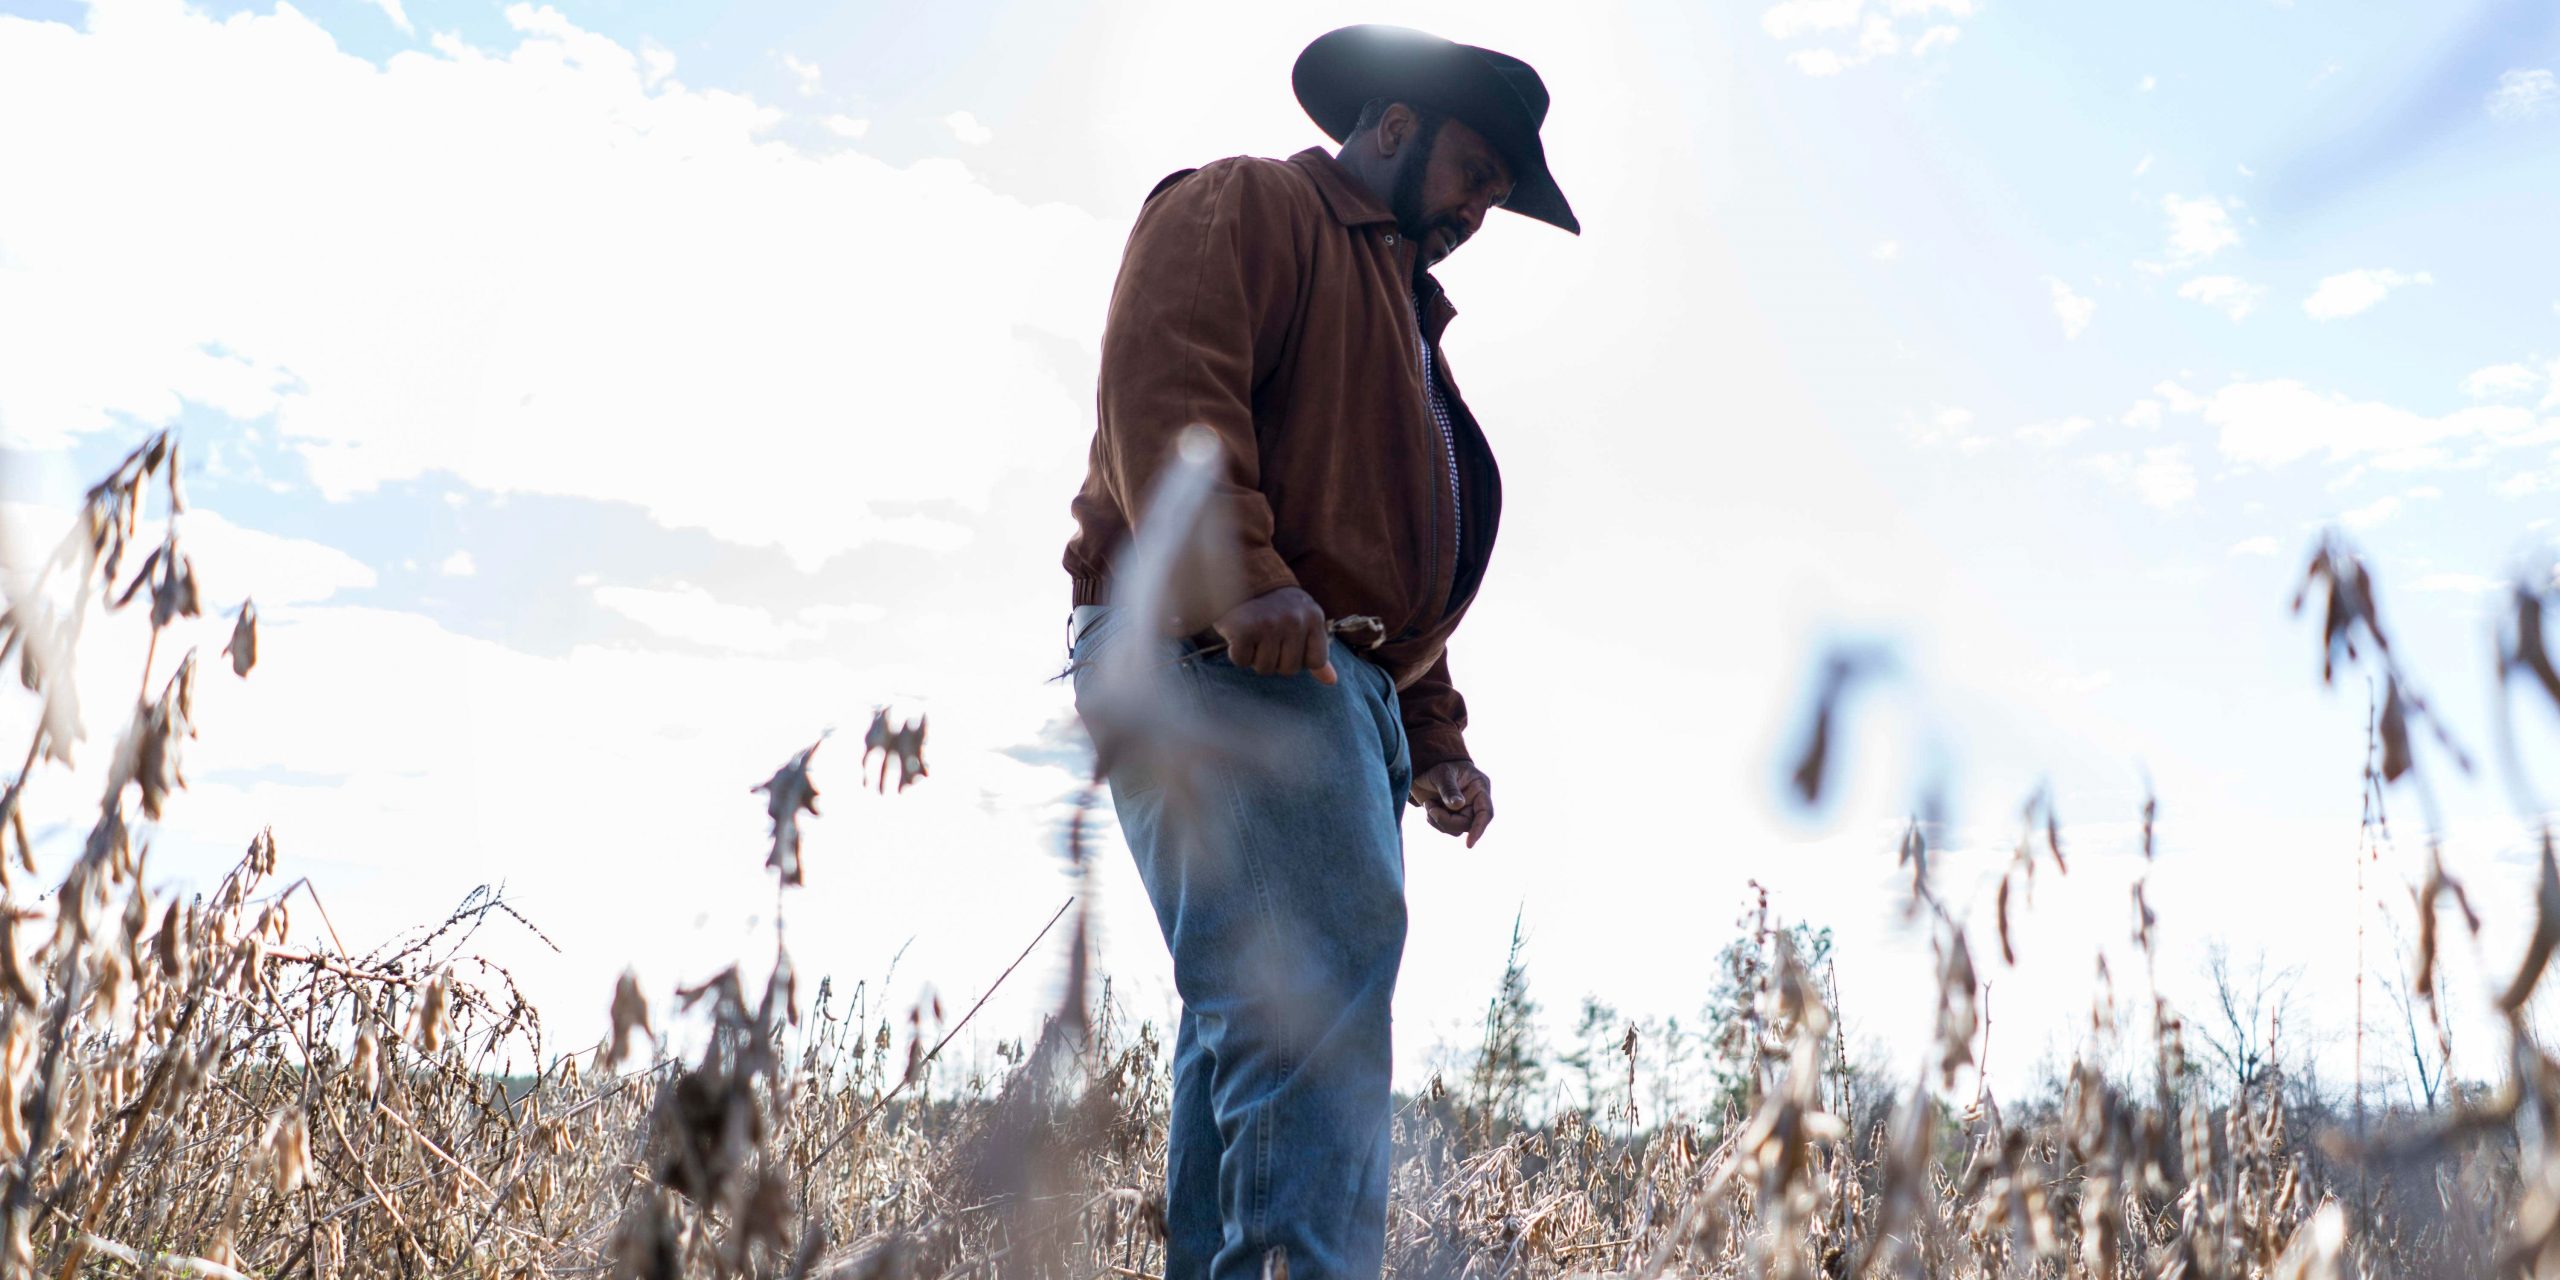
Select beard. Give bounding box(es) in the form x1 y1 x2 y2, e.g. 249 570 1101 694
1389 115 1458 257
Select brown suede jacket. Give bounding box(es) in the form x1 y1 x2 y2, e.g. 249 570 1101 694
1064 147 1503 776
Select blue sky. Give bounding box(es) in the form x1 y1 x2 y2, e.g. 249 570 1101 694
3 0 2557 1101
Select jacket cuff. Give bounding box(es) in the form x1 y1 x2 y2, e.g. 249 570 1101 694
1406 722 1471 779
1211 545 1303 623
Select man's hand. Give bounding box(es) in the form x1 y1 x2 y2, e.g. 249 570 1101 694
1212 586 1338 684
1412 760 1494 847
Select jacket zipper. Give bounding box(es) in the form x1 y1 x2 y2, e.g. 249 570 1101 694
1401 279 1451 640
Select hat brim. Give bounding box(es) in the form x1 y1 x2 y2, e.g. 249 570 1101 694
1292 25 1580 235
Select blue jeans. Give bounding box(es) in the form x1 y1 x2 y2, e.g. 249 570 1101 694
1069 607 1412 1280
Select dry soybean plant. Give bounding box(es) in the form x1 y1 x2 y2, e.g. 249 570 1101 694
0 436 1177 1279
5 431 2560 1280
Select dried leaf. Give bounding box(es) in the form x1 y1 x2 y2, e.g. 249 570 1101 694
351 1025 380 1096
2379 679 2412 782
736 1167 793 1258
152 549 200 628
1899 818 1931 907
2498 830 2560 1013
1996 875 2017 967
265 1107 311 1193
2508 586 2560 707
2415 856 2445 1001
607 968 652 1067
0 914 36 1004
861 710 928 794
753 739 823 886
415 967 451 1052
1328 614 1386 650
155 899 188 985
224 599 259 677
1788 675 1838 806
1936 929 1979 1086
111 547 162 612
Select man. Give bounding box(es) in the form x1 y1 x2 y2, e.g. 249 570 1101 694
1061 24 1578 1280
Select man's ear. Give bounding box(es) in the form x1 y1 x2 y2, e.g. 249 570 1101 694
1374 102 1417 160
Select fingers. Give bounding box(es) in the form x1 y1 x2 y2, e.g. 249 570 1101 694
1213 617 1254 671
1306 616 1338 685
1424 803 1468 836
1204 590 1340 686
1259 626 1299 677
1411 767 1493 845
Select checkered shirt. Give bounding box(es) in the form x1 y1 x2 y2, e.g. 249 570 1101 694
1411 288 1461 569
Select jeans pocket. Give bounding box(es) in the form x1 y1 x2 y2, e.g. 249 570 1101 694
1069 607 1124 670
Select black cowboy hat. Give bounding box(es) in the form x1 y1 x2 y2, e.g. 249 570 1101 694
1292 24 1580 235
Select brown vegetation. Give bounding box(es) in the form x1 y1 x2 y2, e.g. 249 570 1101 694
0 434 2555 1279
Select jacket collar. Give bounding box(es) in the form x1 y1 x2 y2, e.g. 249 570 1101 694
1287 147 1396 228
1286 148 1461 335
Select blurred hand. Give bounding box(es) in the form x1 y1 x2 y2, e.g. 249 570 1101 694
1212 586 1337 684
1412 760 1493 847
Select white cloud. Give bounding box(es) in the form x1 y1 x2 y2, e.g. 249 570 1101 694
1762 0 1864 38
2302 268 2432 321
2338 495 2400 530
1 502 374 607
2411 572 2504 596
594 583 815 653
2488 68 2558 122
1764 0 1969 73
1857 14 1901 57
2132 446 2196 509
1788 48 1849 76
0 3 1122 568
1904 405 1988 451
2086 445 2196 510
2462 363 2541 401
1871 239 1901 262
2016 416 2092 447
439 550 476 578
639 45 676 88
2121 399 2164 429
782 53 821 96
943 109 993 145
2046 277 2094 339
824 114 870 138
2138 74 2157 93
2156 194 2239 269
2153 380 2205 414
2227 535 2280 557
2171 378 2552 467
367 0 414 35
2132 154 2154 178
2177 275 2263 321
